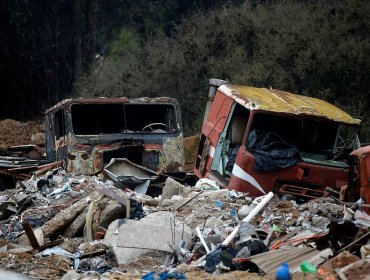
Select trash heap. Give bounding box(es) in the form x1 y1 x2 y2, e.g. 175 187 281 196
0 167 369 279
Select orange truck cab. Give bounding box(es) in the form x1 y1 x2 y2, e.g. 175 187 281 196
195 79 369 207
349 146 370 214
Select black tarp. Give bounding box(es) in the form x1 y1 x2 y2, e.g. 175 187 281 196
246 130 301 172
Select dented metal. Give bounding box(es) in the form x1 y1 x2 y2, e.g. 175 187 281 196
45 97 184 175
219 85 361 125
195 80 364 204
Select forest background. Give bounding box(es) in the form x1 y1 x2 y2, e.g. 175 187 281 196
1 0 369 142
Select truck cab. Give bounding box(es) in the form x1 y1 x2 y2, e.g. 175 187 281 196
45 97 184 175
195 79 362 202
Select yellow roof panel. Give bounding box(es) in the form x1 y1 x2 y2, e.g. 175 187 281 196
219 85 360 125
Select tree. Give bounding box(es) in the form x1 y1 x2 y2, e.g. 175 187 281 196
78 0 370 140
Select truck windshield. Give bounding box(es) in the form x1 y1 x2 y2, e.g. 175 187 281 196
71 103 177 135
250 113 358 163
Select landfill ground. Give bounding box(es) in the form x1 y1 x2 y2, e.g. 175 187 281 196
0 121 369 279
0 119 44 147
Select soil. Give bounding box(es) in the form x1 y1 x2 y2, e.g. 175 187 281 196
0 119 44 147
343 260 370 280
325 251 360 269
0 252 70 279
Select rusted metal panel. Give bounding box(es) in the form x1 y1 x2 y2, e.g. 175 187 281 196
219 85 361 125
67 145 116 175
195 81 361 202
44 97 179 114
183 135 200 171
160 133 185 173
227 145 349 197
45 97 184 175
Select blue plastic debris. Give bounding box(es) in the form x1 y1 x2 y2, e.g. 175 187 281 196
214 200 224 208
141 272 186 280
159 272 186 279
141 272 156 280
275 262 292 280
229 208 237 219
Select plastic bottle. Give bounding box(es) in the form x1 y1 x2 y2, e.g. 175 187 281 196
300 261 317 273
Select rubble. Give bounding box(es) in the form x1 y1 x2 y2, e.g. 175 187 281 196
0 162 368 279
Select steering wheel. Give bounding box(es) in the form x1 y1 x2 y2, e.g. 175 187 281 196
141 122 169 132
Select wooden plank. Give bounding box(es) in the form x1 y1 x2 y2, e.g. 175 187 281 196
22 221 40 249
38 239 64 251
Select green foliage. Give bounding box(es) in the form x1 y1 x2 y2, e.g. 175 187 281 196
109 28 142 60
78 0 370 141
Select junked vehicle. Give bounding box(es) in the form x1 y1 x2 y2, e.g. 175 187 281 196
195 79 369 211
45 97 184 175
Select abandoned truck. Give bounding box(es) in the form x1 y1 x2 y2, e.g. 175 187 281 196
195 79 370 210
45 97 184 175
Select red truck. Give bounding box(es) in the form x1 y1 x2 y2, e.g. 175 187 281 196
195 79 370 212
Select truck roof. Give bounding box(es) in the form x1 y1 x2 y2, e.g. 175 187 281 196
219 84 361 125
44 97 180 114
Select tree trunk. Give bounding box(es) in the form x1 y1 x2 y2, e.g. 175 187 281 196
85 0 97 64
74 0 82 77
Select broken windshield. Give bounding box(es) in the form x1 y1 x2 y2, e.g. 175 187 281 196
249 112 359 164
71 103 177 135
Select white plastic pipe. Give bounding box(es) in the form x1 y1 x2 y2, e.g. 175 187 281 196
222 191 274 246
196 226 211 253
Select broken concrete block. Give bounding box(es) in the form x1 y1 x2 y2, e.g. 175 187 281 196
159 178 186 207
104 211 192 265
104 219 154 265
117 211 192 252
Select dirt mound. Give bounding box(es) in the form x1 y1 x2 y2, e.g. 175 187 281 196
0 119 44 147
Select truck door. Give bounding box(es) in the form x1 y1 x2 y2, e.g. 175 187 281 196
53 109 68 161
360 152 370 214
210 104 250 178
195 92 233 177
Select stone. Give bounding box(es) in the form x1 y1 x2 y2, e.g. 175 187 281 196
104 219 155 265
59 238 80 253
159 178 186 207
160 198 175 207
117 211 192 252
61 270 80 280
105 211 192 265
238 204 255 220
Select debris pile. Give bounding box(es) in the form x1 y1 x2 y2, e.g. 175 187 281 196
0 164 369 279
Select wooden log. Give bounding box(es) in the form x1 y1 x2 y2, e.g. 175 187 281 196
41 191 101 238
64 208 88 238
